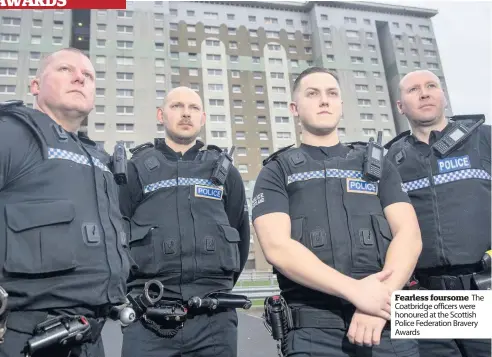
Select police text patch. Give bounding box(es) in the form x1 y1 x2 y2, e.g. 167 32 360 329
437 155 471 174
346 178 378 195
194 185 223 200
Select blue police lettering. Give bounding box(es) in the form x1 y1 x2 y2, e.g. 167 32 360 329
195 185 223 200
437 155 471 174
347 178 378 194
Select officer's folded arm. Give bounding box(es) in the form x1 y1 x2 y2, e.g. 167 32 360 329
380 201 422 293
254 212 393 320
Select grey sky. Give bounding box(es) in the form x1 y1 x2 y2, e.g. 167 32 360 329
366 0 492 123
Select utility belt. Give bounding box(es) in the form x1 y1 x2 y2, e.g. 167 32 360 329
0 300 135 356
416 253 491 291
263 295 370 357
128 280 252 338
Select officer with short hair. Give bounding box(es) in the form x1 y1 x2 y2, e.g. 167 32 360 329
253 67 422 356
119 86 250 357
0 48 131 357
385 69 491 357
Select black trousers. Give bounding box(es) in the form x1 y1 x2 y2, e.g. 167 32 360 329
121 309 238 357
418 338 491 357
284 328 419 357
0 322 105 357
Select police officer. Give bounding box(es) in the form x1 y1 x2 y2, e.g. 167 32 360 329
385 70 491 357
0 48 131 357
119 86 250 357
252 67 422 356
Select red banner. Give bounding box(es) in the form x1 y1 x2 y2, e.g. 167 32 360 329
0 0 126 9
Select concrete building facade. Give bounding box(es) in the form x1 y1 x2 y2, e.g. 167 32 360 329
0 1 451 271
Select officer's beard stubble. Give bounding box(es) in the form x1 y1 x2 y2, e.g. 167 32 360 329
166 119 200 145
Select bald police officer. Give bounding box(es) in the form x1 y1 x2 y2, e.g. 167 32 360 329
119 86 250 357
0 48 131 357
385 70 491 357
253 67 422 356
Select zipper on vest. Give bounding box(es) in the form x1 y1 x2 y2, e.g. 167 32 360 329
427 156 446 265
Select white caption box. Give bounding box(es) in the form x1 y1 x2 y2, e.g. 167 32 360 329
391 290 492 339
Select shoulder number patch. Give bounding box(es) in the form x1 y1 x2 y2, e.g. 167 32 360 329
194 185 223 200
346 178 378 195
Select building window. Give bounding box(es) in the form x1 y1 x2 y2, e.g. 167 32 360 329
363 128 377 136
0 85 16 94
360 113 374 121
236 131 245 140
0 67 17 77
232 85 241 93
117 72 133 81
96 56 106 64
253 72 262 79
346 30 358 38
95 105 105 114
97 39 106 47
32 19 42 27
356 84 369 92
94 122 105 131
338 128 346 136
232 70 240 78
376 85 383 92
349 43 361 51
381 114 389 122
208 83 223 91
275 116 289 124
209 99 224 107
366 32 374 39
96 71 105 80
116 123 134 132
155 42 164 51
378 100 386 107
384 129 392 137
96 88 105 97
344 17 356 24
116 106 134 115
257 116 267 124
358 99 371 107
207 69 222 76
233 100 242 108
31 36 41 45
259 132 268 140
273 101 288 109
97 23 106 31
277 132 291 139
351 57 363 64
371 58 379 65
156 90 166 99
3 17 21 26
117 10 133 18
116 56 134 66
238 165 248 173
234 115 244 124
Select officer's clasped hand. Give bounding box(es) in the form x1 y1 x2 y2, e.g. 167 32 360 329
349 270 393 321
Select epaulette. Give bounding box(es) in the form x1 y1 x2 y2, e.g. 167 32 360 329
0 100 24 113
206 144 222 153
450 114 485 123
129 142 154 155
262 144 295 166
384 130 411 150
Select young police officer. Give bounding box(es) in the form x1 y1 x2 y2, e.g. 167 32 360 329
119 86 250 357
253 67 422 356
385 70 491 357
0 49 131 357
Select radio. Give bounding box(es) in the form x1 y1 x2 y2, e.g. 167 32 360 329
363 131 384 182
432 115 485 157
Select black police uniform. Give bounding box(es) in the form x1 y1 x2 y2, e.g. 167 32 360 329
385 116 491 357
119 138 250 357
0 101 131 357
252 142 419 357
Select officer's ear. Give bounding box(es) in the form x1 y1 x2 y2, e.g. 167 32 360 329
289 101 299 117
156 107 164 124
30 78 40 96
200 111 206 127
396 100 404 115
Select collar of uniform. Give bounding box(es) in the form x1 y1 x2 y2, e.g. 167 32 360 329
154 138 204 161
77 131 97 147
300 142 350 161
408 122 453 147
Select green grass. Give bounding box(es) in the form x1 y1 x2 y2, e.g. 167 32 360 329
236 280 278 288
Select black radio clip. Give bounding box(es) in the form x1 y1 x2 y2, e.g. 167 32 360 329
210 146 235 186
432 115 485 157
363 131 384 182
111 141 128 185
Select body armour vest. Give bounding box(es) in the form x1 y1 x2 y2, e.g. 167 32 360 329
272 145 393 303
0 102 130 313
386 121 491 270
127 146 241 300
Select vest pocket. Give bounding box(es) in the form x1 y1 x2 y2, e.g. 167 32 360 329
371 214 393 266
195 222 240 275
350 214 383 273
4 201 77 275
290 217 304 242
